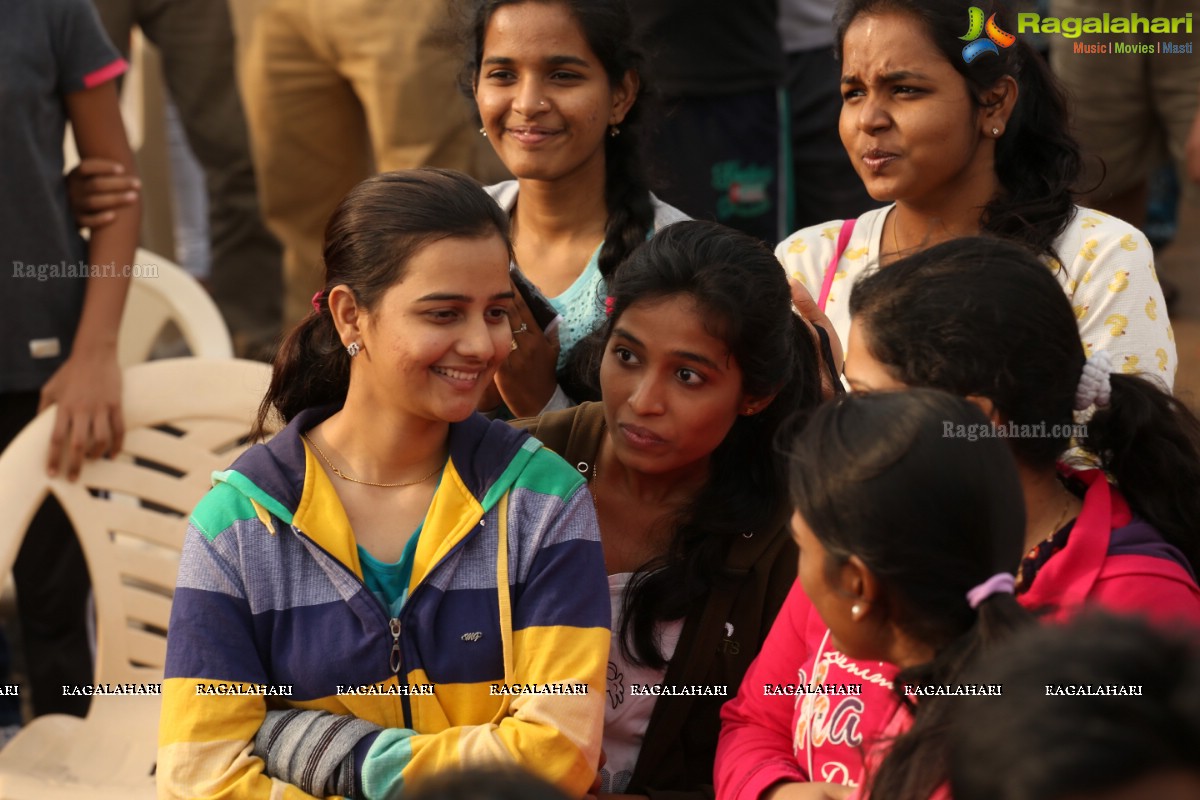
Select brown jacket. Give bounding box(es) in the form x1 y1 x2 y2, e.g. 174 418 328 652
515 403 798 800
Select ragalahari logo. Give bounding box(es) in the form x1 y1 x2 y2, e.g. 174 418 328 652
961 7 1016 62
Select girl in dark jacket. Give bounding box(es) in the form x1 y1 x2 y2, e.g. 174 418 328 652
519 220 824 798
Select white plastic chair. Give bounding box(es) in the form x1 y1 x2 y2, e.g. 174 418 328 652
117 249 233 366
0 358 271 798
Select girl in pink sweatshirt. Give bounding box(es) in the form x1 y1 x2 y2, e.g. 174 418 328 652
744 389 1033 800
716 236 1200 800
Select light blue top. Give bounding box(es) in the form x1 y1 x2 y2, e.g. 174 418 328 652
547 245 604 370
484 180 691 377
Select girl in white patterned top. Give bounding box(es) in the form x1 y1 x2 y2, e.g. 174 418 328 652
775 0 1174 390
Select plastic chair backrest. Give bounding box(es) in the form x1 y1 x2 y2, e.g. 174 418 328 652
0 358 270 685
117 249 233 366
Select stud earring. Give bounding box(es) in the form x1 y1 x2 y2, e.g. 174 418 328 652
346 342 361 358
479 127 487 138
609 125 620 138
851 603 863 618
744 406 756 415
991 127 1000 136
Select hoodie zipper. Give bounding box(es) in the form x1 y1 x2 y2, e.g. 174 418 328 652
291 514 493 725
291 524 412 725
389 618 402 674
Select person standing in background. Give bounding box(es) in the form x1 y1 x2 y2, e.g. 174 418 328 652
776 0 1176 390
779 0 879 230
1 0 140 719
630 0 786 244
463 0 689 417
1048 0 1200 228
227 0 508 327
80 0 284 360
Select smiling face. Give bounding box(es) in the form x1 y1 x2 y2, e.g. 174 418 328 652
473 1 636 185
838 10 999 208
342 234 514 424
599 294 755 477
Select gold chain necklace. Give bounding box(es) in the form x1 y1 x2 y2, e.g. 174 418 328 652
1015 492 1074 589
303 432 442 488
1047 495 1074 538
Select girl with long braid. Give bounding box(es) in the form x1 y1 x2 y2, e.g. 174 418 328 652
462 0 688 417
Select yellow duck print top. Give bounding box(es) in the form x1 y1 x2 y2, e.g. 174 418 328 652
1105 314 1129 337
775 205 1176 390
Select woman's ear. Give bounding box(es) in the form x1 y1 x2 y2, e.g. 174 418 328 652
979 74 1019 138
739 389 780 417
328 285 363 349
610 69 640 126
839 554 879 619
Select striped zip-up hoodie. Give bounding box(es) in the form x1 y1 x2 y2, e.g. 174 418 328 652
158 406 610 799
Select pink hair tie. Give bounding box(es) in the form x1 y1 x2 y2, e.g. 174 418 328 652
312 291 324 313
604 296 615 316
966 573 1015 609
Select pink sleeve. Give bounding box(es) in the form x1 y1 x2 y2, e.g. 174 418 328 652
82 58 129 89
715 580 812 800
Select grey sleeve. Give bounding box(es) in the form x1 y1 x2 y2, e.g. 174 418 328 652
50 0 125 94
253 708 382 797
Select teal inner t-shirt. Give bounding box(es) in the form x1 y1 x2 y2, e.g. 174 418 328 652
358 530 421 620
356 474 442 618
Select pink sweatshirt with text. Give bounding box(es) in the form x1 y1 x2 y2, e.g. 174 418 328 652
714 469 1200 800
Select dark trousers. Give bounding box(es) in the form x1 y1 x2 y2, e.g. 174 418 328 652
646 87 785 244
785 46 881 231
93 0 284 357
0 393 93 717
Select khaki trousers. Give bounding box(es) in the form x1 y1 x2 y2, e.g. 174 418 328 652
229 0 507 325
1049 0 1200 206
94 0 284 356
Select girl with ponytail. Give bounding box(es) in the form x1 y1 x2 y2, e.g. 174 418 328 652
775 0 1175 391
716 236 1200 800
161 169 611 799
738 389 1033 800
461 0 688 417
844 236 1200 621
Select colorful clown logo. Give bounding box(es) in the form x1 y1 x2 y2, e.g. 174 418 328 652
961 7 1016 62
